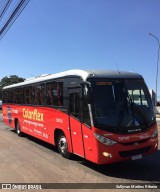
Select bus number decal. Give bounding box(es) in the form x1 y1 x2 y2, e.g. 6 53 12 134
56 118 63 123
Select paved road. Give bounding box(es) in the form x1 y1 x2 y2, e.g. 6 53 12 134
0 113 3 121
0 114 160 192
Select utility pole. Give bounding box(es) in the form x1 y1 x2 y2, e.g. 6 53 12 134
149 33 160 107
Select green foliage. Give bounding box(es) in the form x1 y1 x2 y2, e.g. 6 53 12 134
0 75 25 87
0 75 25 100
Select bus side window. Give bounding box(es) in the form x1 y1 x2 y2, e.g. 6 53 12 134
3 89 15 103
70 92 80 120
40 84 45 105
3 91 8 103
24 86 33 105
11 89 15 103
46 81 63 106
15 88 23 104
83 98 91 127
34 85 38 105
35 83 45 105
82 87 91 127
46 82 54 105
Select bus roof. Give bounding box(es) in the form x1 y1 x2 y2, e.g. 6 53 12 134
3 69 143 89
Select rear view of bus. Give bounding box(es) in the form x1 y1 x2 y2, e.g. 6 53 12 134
85 71 158 164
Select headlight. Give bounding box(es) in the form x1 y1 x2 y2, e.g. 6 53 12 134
94 133 117 146
151 129 158 138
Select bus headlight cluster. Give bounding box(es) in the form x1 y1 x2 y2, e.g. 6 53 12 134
94 133 117 146
151 130 158 138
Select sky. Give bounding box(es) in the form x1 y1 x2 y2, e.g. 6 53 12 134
0 0 160 99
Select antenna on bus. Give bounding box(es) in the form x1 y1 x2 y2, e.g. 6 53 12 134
116 62 120 74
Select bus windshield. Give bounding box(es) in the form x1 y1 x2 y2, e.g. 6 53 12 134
90 79 155 133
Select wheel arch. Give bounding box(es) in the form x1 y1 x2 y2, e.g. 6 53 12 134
54 128 65 147
14 118 18 129
54 128 72 153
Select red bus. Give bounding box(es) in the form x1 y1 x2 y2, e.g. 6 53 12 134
2 70 158 164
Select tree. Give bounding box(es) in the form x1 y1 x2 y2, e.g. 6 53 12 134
0 75 25 100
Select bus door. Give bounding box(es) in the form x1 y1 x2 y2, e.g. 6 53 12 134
69 88 85 157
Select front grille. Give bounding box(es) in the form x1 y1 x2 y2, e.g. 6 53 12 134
119 146 151 158
120 138 150 146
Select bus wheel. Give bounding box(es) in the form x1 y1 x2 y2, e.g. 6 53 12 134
57 134 70 159
16 120 23 137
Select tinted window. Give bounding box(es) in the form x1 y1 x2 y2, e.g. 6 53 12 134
24 86 33 104
82 87 91 127
10 89 15 103
3 90 8 103
91 79 155 133
46 81 63 106
3 89 15 103
70 92 80 120
35 83 45 105
15 88 23 104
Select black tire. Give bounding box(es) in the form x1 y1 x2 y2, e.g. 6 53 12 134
57 133 70 159
16 120 23 137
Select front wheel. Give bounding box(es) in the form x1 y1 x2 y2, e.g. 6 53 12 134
57 134 70 159
16 120 23 137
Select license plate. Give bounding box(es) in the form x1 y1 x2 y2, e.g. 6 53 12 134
131 154 142 160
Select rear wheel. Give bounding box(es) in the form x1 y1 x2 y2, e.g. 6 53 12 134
57 133 70 158
16 120 23 137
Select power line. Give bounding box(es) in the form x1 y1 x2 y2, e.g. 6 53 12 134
0 0 13 22
0 0 30 40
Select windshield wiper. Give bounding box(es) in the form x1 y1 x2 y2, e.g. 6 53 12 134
117 84 138 131
123 83 140 128
117 98 127 131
